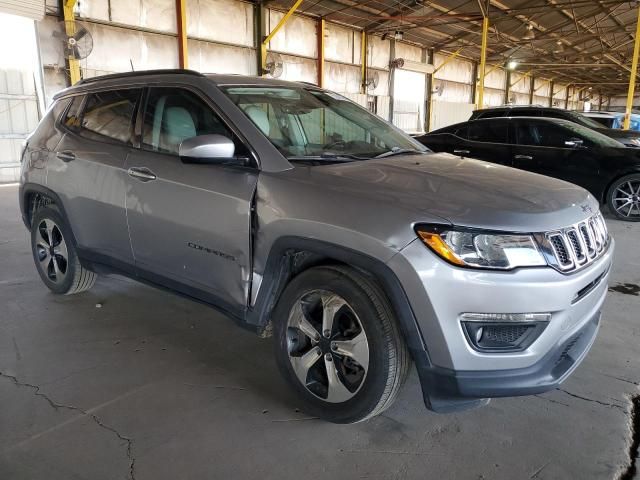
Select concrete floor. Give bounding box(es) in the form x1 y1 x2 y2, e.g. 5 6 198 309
0 183 638 480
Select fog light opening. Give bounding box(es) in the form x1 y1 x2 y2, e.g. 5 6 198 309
461 313 550 353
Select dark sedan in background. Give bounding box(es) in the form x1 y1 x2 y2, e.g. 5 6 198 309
415 117 640 221
470 105 640 147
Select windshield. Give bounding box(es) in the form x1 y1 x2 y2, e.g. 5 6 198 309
221 86 427 160
560 120 625 148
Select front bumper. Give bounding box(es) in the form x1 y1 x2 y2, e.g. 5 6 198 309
388 236 614 413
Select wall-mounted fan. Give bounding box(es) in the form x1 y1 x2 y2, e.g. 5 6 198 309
264 52 284 78
364 70 379 91
52 21 94 61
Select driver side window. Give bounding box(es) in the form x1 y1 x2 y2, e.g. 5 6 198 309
142 88 240 156
515 123 578 148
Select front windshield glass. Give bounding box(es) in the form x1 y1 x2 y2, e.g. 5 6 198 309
560 120 625 148
221 86 427 160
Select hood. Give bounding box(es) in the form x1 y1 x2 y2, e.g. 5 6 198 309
303 153 599 232
597 127 640 140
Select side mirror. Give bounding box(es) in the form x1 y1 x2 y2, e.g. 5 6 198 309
179 134 241 164
564 138 584 148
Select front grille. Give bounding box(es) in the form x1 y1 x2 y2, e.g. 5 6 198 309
542 213 609 273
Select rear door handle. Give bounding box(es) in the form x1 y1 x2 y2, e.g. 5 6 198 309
453 149 470 155
128 167 157 182
514 155 533 160
56 150 76 162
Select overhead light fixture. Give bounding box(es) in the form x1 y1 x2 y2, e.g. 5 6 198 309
554 40 564 53
523 25 535 40
507 60 518 70
394 30 404 41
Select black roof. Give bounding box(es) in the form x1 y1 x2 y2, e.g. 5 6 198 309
74 69 204 86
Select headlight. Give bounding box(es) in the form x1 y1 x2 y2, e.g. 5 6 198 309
415 225 547 270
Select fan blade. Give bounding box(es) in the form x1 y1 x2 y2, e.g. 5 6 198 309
72 45 82 59
74 29 87 41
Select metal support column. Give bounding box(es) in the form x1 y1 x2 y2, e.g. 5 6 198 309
504 69 511 104
528 75 534 105
62 0 80 85
564 85 570 109
360 30 368 94
549 81 554 107
476 15 489 108
624 5 640 129
425 48 433 132
317 18 325 87
388 38 396 122
176 0 188 68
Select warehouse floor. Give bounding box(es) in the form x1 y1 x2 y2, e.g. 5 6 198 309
0 183 638 480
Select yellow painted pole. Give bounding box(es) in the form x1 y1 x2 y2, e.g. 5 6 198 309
624 5 640 129
262 0 304 74
176 0 188 68
360 30 367 94
317 18 325 87
63 0 80 85
477 16 489 109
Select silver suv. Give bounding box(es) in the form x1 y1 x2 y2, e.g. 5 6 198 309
19 70 614 423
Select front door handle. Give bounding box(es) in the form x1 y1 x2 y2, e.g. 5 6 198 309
453 149 470 155
56 150 76 162
514 154 533 160
128 167 157 182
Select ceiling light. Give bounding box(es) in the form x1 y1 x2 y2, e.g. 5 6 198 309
523 25 535 40
554 40 565 53
394 30 404 41
507 60 518 70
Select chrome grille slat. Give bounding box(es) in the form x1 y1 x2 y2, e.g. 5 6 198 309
543 213 609 273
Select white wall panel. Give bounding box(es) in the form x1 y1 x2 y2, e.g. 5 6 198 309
395 42 422 63
325 23 356 64
433 54 473 84
188 39 255 74
431 100 474 131
0 0 44 20
533 78 550 97
434 80 471 104
268 10 316 58
367 35 389 70
83 23 178 73
510 73 530 94
511 92 529 105
553 84 568 100
483 88 504 106
188 0 253 46
279 54 316 83
325 62 360 94
484 68 505 89
533 95 549 106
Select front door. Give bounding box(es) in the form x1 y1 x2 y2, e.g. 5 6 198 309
454 119 512 165
124 87 258 309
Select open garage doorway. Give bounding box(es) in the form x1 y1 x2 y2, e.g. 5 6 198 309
392 68 425 134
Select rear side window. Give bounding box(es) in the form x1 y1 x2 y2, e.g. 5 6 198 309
468 121 508 143
79 89 141 144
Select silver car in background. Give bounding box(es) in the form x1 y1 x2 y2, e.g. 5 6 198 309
19 70 613 423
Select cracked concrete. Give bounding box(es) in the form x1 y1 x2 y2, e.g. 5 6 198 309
1 183 639 479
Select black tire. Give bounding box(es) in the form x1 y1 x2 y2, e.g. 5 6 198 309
606 173 640 221
31 206 97 294
273 265 410 423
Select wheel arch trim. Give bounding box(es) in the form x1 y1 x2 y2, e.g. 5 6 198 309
246 236 431 366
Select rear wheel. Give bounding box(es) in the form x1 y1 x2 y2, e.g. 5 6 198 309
31 207 97 294
273 265 409 423
607 173 640 221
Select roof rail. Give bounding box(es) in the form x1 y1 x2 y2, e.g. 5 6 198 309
75 69 205 86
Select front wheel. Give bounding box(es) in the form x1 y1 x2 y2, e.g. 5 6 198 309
273 265 409 423
607 173 640 221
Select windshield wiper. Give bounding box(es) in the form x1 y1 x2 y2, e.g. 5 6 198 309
288 152 369 162
374 147 425 159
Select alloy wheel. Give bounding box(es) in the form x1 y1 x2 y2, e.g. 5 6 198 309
35 219 69 283
612 180 640 218
286 290 370 403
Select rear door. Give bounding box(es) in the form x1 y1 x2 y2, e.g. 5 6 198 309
511 119 602 191
50 88 142 264
455 119 512 165
124 86 258 309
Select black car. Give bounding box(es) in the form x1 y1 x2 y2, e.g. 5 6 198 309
470 105 640 147
415 117 640 221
